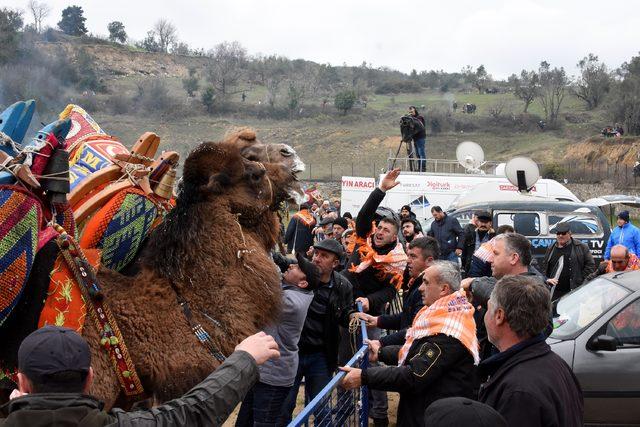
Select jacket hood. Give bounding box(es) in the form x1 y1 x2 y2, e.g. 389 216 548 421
478 334 549 383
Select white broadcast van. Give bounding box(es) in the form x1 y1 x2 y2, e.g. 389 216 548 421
340 169 579 224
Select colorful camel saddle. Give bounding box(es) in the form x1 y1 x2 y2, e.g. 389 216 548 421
61 105 178 272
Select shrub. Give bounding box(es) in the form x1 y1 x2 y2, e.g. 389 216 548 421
542 163 567 180
375 80 422 95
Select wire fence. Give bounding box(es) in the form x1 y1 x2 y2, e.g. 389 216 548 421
289 302 369 427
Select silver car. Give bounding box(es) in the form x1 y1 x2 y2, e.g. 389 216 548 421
549 271 640 426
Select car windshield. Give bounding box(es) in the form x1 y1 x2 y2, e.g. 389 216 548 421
550 278 630 339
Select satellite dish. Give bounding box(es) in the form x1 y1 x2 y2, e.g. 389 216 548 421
456 141 485 173
505 157 540 193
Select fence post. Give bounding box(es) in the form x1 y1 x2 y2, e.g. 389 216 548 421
373 161 376 178
330 163 333 181
309 163 312 181
351 162 354 176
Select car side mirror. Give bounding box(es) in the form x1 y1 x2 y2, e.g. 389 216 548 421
589 334 618 352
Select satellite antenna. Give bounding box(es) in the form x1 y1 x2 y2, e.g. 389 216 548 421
504 157 540 193
456 141 485 174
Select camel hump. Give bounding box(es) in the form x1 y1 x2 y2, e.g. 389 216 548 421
225 127 258 146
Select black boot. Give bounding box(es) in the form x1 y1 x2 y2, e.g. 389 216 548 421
372 417 389 427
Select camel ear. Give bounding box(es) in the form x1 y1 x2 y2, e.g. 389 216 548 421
202 172 231 195
237 129 257 144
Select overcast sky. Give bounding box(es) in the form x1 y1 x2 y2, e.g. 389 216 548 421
4 0 639 78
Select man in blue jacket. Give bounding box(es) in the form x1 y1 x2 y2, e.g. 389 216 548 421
428 206 464 262
604 210 640 260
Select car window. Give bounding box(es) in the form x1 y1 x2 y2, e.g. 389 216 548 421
551 278 630 339
548 213 602 236
451 211 474 228
496 212 540 236
606 299 640 347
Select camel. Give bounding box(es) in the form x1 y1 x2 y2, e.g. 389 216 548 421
81 139 303 407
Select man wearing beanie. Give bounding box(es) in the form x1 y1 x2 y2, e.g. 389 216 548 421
604 210 640 260
3 326 279 426
237 253 320 426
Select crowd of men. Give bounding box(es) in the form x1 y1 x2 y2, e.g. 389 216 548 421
7 168 640 426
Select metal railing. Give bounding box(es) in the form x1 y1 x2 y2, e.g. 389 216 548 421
289 302 369 426
386 157 502 175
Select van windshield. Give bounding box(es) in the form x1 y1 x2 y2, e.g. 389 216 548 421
550 278 630 339
548 212 602 236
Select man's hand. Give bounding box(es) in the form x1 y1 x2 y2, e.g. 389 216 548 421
356 312 378 327
379 168 401 192
455 248 462 257
235 332 280 365
461 277 475 300
546 278 559 287
366 339 381 362
339 366 362 390
355 297 370 313
9 389 26 400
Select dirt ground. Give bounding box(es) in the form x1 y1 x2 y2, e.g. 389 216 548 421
223 388 400 426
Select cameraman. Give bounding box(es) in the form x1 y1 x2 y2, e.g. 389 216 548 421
408 106 426 171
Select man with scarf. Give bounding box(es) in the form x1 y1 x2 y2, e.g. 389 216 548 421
586 244 640 281
340 261 478 427
461 210 495 277
342 168 408 427
284 202 316 254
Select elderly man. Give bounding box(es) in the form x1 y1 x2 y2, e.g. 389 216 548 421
604 210 640 260
542 222 595 299
341 261 478 427
586 244 640 281
359 237 440 350
479 276 583 426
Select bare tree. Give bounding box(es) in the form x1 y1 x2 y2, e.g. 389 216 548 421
27 0 49 33
509 70 539 112
153 19 177 53
205 41 247 99
537 61 569 125
573 53 611 110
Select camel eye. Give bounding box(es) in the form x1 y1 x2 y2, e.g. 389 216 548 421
280 148 293 157
246 155 259 161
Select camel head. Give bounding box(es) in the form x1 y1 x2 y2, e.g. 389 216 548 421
178 140 302 218
224 128 305 184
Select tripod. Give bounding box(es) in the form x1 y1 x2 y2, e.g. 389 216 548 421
392 139 416 171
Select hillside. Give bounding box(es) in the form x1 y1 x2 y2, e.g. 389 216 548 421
9 38 616 179
564 136 640 165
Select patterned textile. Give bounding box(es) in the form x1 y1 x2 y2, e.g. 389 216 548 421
398 289 479 366
473 238 495 263
52 201 77 240
349 222 408 289
68 136 130 191
292 209 316 227
605 253 640 273
38 249 99 332
0 187 41 327
59 104 105 153
79 188 161 271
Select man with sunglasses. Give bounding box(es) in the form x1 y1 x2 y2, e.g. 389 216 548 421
541 222 595 299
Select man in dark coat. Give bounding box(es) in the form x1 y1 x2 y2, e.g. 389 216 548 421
542 222 595 299
284 202 316 254
1 326 279 427
340 261 477 427
427 206 464 262
461 210 495 277
479 275 583 427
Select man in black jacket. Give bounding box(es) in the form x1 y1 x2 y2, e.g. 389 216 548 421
461 210 495 277
342 168 407 426
284 202 316 254
427 206 464 261
340 261 477 427
1 326 279 427
279 239 353 426
479 275 583 426
358 237 439 351
541 222 595 299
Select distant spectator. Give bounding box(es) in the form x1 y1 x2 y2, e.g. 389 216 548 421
604 210 640 260
587 244 640 281
428 206 464 262
399 205 417 221
332 217 349 241
284 203 316 254
333 199 342 215
542 222 595 299
479 276 583 426
461 210 494 276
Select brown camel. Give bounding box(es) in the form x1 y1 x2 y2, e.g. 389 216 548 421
85 139 303 407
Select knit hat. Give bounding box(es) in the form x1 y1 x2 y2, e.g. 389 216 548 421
332 217 349 230
424 397 507 427
618 210 630 223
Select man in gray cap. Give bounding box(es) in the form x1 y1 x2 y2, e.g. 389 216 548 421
279 239 353 425
3 325 280 426
542 221 595 299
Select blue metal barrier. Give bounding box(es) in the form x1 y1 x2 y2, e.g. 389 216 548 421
289 302 370 426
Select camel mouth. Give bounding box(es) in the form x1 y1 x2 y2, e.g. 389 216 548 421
290 158 306 181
